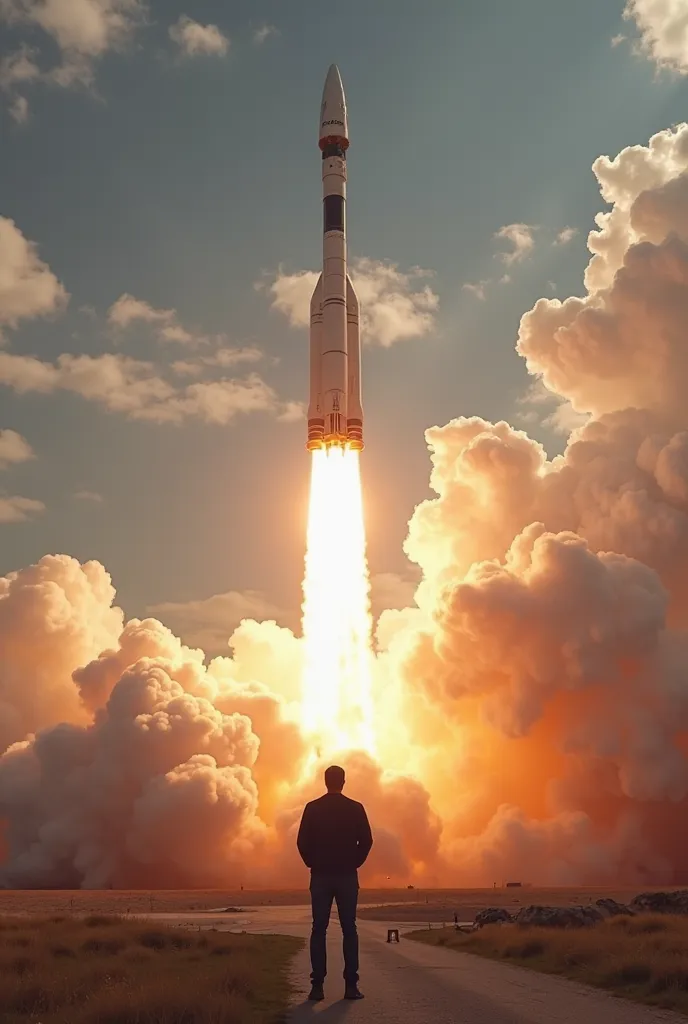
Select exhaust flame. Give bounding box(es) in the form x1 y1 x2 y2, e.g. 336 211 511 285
301 445 375 756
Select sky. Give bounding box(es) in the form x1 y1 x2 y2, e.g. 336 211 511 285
0 0 686 650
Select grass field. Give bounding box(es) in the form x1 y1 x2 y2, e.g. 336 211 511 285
408 914 688 1015
0 913 302 1024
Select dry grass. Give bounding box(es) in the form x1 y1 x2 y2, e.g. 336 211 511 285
408 914 688 1015
0 913 302 1023
0 891 312 916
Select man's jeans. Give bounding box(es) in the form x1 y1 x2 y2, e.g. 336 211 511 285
309 871 359 984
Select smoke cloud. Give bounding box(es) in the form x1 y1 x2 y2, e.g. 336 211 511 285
6 122 688 887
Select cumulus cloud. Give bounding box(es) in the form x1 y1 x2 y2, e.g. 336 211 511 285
624 0 688 73
0 350 295 425
253 24 278 45
0 495 44 523
518 124 688 420
108 296 262 355
261 270 315 329
108 293 172 329
9 94 29 121
369 572 419 626
495 223 536 264
0 429 33 469
146 590 287 657
263 259 438 347
0 45 40 89
169 15 228 57
462 280 489 301
0 217 68 327
213 346 263 367
543 400 589 435
171 347 264 378
0 0 146 95
107 293 215 347
0 430 40 521
554 226 578 246
516 380 589 436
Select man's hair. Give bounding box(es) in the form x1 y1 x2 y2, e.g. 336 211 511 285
324 765 345 791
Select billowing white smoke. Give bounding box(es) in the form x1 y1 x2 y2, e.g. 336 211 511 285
0 556 123 749
0 558 439 886
379 122 688 884
5 123 688 887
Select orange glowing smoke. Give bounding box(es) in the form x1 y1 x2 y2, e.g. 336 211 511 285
301 445 375 756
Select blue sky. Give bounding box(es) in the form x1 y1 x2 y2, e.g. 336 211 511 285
0 0 685 646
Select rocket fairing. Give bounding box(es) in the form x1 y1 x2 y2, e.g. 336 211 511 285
307 65 364 452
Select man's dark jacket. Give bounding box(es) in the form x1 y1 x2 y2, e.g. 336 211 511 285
297 793 373 874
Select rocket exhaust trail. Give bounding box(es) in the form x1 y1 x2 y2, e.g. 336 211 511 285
302 447 374 754
301 67 374 756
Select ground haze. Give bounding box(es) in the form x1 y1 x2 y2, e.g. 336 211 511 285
0 886 673 919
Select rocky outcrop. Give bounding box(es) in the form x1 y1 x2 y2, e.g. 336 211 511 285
515 905 603 928
630 891 688 915
595 898 634 918
474 907 514 928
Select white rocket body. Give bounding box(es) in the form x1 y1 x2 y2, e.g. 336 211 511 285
307 65 363 451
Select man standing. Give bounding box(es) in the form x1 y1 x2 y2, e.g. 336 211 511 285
297 765 373 1002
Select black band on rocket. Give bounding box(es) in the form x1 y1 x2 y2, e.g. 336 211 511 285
321 142 346 159
323 194 345 234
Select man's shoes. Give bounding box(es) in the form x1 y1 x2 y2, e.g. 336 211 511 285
344 985 364 1000
308 983 325 1001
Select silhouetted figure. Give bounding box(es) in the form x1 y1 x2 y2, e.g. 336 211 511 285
297 764 373 1002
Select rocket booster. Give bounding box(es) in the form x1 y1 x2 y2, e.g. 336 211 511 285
307 65 363 452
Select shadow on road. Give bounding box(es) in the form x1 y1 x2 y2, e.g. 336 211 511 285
289 999 357 1021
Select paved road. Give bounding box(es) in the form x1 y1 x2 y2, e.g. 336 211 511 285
142 906 684 1024
287 918 686 1023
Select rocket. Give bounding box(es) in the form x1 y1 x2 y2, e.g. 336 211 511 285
307 65 363 451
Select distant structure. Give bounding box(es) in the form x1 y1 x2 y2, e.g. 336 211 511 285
506 881 522 888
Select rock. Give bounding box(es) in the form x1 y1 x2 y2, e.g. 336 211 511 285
630 891 688 915
515 905 603 928
595 898 634 918
474 907 514 928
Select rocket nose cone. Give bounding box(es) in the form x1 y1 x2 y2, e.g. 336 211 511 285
319 64 348 143
322 64 344 104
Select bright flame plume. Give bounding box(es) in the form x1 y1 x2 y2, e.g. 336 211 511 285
301 445 375 756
